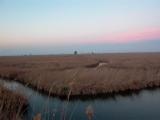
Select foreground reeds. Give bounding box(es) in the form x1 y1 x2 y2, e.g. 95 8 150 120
0 85 28 120
0 53 160 98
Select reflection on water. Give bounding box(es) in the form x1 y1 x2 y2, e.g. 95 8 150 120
0 79 160 120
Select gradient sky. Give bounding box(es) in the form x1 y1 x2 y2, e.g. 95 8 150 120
0 0 160 55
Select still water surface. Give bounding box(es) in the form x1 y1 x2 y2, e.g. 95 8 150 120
0 79 160 120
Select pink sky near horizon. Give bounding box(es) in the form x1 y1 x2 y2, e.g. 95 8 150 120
53 27 160 44
1 27 160 49
98 28 160 44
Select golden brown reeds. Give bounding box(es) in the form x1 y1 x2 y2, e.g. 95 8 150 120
33 113 42 120
0 85 28 120
86 105 94 120
0 53 160 97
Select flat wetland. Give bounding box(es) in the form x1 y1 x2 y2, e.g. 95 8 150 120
0 53 160 97
0 53 160 119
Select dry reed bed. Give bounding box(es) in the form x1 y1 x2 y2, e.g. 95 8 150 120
0 53 160 98
0 85 28 120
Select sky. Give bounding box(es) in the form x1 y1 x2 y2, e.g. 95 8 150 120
0 0 160 55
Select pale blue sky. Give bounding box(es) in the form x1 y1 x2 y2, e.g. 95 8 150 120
0 0 160 55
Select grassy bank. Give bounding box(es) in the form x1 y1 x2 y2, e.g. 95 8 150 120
0 53 160 98
0 85 28 120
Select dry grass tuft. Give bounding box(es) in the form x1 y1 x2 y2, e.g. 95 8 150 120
33 113 42 120
0 85 28 120
86 105 94 120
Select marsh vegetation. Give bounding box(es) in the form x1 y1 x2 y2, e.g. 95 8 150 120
0 53 160 119
0 53 160 97
0 85 27 120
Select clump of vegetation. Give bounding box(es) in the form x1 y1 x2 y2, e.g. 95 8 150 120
61 85 69 94
0 85 28 120
33 113 42 120
86 105 94 120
